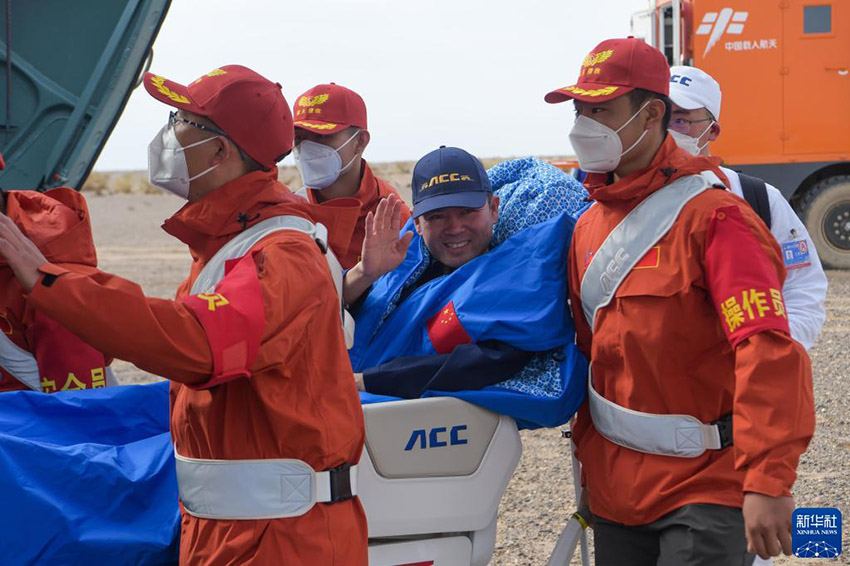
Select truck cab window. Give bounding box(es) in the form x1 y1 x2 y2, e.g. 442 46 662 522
804 5 831 34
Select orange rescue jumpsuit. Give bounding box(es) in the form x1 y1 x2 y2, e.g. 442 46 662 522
568 137 815 526
26 169 368 565
0 188 110 393
303 160 411 268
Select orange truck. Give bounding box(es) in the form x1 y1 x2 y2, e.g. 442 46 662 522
630 0 850 268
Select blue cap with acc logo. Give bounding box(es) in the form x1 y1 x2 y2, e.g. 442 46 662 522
411 146 492 218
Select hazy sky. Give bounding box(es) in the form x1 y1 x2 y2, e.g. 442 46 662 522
94 0 648 171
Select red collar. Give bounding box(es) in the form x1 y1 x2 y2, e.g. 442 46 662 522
162 168 362 262
584 136 728 206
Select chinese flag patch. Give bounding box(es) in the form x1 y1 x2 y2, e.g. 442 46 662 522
634 246 660 269
427 300 472 354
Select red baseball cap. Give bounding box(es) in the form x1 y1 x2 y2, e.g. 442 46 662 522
293 83 367 135
545 37 670 104
143 65 294 169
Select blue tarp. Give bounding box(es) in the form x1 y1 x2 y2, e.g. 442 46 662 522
0 381 178 566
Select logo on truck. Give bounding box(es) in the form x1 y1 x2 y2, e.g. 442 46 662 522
696 8 748 56
696 8 778 57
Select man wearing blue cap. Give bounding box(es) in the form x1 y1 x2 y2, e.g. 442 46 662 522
343 146 533 396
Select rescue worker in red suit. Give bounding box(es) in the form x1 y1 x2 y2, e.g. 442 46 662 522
544 39 815 565
0 154 113 393
292 82 410 268
0 66 367 565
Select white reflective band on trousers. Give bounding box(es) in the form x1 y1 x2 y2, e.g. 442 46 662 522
190 214 355 348
175 452 359 520
0 329 117 390
581 171 732 458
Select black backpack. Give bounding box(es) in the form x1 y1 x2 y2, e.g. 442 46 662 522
738 173 772 229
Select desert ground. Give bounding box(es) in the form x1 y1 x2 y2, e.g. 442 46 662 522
84 166 848 565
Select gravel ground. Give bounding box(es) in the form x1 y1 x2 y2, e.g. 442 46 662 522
87 193 849 565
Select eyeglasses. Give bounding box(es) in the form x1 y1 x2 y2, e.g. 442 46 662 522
169 111 226 136
168 111 249 161
668 116 715 134
669 117 713 128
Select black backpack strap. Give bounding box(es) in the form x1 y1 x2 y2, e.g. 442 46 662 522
738 173 772 229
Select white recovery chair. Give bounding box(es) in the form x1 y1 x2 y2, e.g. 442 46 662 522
359 396 522 566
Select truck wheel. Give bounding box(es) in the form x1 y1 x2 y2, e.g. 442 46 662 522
797 175 850 269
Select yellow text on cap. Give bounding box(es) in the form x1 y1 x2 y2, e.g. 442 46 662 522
420 173 473 191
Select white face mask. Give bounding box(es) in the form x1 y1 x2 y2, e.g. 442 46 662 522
568 100 652 173
147 123 220 199
293 130 360 190
668 122 714 156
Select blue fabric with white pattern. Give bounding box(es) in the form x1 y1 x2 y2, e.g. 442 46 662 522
489 157 591 247
354 157 590 429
